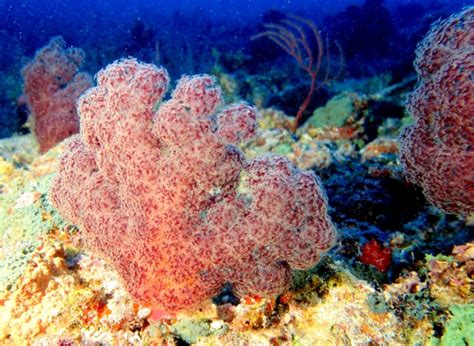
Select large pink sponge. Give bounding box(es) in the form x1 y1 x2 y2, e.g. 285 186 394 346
50 58 336 313
399 7 474 215
22 36 92 153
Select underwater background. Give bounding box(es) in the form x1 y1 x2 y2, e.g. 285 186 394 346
0 0 473 344
1 0 471 137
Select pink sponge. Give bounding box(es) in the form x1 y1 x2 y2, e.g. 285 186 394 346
50 58 336 313
399 8 474 215
22 36 92 153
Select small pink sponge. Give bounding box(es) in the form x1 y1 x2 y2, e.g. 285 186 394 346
22 36 92 153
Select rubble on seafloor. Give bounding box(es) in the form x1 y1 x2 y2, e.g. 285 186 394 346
0 102 472 345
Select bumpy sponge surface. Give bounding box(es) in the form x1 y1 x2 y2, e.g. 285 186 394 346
399 7 474 214
50 58 336 313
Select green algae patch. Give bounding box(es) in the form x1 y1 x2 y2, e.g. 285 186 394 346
308 93 357 128
274 143 292 155
171 319 226 344
431 304 474 346
425 253 454 263
0 174 68 292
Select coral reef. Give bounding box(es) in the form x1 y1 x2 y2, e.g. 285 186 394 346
0 236 75 340
399 7 474 215
0 231 149 344
0 231 407 345
0 82 471 344
0 149 66 293
50 58 336 313
426 243 474 307
384 242 474 344
2 2 474 344
22 36 92 153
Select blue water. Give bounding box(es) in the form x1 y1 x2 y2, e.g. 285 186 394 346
0 0 471 137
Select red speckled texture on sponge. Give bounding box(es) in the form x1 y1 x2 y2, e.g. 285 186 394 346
22 36 93 153
50 58 336 313
399 7 474 215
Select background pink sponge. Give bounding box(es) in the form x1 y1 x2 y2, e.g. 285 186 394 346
399 7 474 215
22 36 92 153
50 58 336 313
